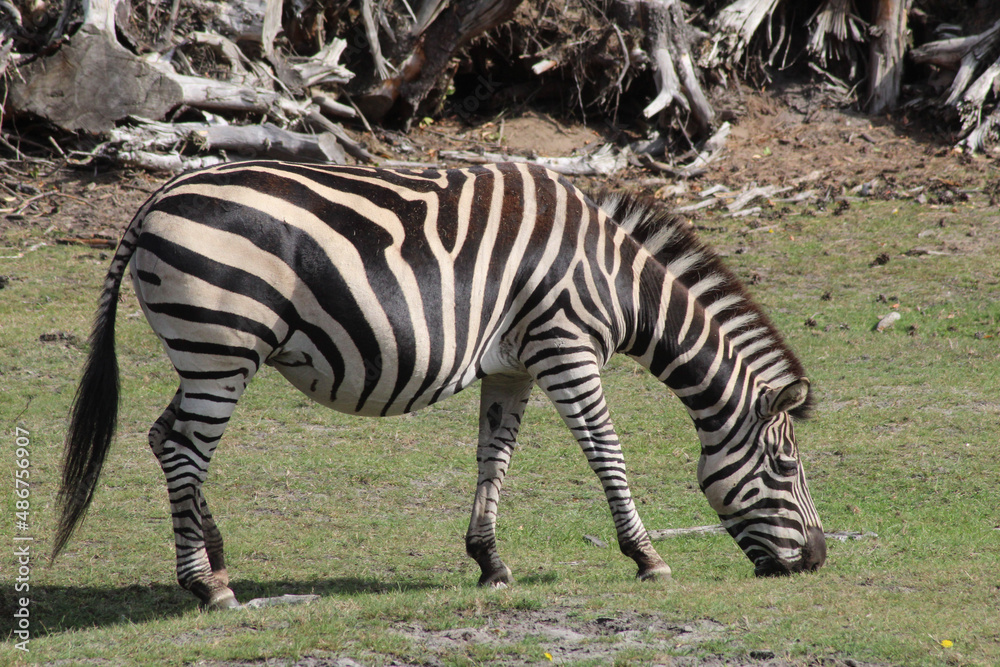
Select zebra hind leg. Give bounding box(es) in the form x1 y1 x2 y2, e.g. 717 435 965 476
465 374 533 588
199 489 227 586
150 380 244 609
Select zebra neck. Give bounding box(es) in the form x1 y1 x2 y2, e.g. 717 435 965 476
626 269 756 437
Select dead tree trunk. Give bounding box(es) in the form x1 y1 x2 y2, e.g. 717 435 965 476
356 0 524 125
611 0 715 136
867 0 911 114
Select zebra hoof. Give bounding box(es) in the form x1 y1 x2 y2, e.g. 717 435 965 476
637 563 672 581
202 589 241 611
477 567 514 588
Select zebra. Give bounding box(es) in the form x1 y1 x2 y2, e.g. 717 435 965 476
54 160 826 610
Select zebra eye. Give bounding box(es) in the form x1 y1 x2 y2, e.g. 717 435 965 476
774 455 798 476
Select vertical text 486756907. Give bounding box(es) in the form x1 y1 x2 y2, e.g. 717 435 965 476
13 426 33 652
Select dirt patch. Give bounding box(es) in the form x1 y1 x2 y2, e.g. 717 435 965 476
0 168 159 241
186 609 887 666
699 83 993 196
492 114 604 156
391 611 734 665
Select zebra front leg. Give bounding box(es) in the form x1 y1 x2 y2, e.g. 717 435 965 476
466 374 533 587
536 363 671 581
151 381 244 609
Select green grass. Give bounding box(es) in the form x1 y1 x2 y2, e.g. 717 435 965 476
1 195 998 666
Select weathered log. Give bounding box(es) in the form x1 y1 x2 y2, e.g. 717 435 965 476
302 111 372 163
867 0 911 114
941 18 1000 107
909 32 983 70
117 151 226 172
7 0 302 132
9 24 182 133
108 119 346 165
214 0 273 44
261 0 282 56
910 17 1000 150
169 73 283 114
198 123 344 162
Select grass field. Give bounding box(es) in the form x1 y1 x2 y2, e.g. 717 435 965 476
2 194 998 666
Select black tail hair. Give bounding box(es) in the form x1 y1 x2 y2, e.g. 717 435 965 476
52 285 121 560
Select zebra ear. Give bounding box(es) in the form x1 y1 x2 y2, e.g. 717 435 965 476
765 378 810 417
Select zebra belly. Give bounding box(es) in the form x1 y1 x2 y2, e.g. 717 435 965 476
267 341 481 417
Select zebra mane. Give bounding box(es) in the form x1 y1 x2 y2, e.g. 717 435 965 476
593 190 812 420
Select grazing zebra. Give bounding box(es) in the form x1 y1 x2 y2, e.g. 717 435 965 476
55 160 826 609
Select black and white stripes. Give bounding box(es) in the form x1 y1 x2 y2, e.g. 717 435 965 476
56 160 824 609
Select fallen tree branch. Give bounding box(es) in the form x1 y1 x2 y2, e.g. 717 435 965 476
286 39 354 87
648 525 878 541
115 151 227 172
677 121 731 176
727 184 791 212
108 119 347 167
648 525 725 539
313 94 357 119
438 143 628 175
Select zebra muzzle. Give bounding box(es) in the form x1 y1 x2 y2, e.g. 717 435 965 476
752 526 827 577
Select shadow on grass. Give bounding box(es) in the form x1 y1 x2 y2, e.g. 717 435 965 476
23 576 444 637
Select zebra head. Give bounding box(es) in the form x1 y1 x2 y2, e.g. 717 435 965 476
696 378 826 577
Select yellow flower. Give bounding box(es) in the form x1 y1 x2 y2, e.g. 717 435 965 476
544 652 553 661
941 640 953 648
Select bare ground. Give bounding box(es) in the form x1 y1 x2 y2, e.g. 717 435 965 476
186 608 886 667
2 83 996 244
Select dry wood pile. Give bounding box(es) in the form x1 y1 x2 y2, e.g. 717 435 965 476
700 0 1000 150
0 0 529 169
1 0 998 173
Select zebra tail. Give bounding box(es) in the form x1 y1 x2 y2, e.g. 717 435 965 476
52 279 121 561
52 214 143 560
